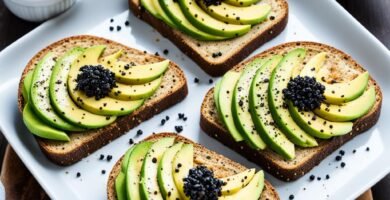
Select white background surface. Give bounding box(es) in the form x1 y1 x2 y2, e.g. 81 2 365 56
0 0 389 199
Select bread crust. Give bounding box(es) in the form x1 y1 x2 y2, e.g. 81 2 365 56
106 133 280 200
128 0 288 76
17 35 188 166
200 41 383 181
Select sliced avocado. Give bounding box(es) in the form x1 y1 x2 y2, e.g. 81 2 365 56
30 53 83 131
140 0 177 28
159 0 227 41
315 87 376 122
140 137 175 200
224 0 260 7
172 144 193 200
249 56 295 159
322 72 369 104
218 71 244 142
288 101 353 139
220 168 255 195
102 52 170 85
115 172 126 200
219 171 264 200
269 49 318 147
214 79 222 115
67 46 144 116
109 76 162 101
232 58 268 149
178 0 251 37
22 71 34 102
126 141 153 200
50 48 116 128
157 142 184 199
201 2 271 25
300 52 370 104
115 146 136 200
23 103 70 141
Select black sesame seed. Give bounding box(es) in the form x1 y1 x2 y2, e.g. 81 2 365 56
335 155 342 161
117 26 122 31
163 49 169 55
165 116 170 120
317 177 321 181
102 170 106 174
110 18 114 23
99 154 105 160
194 77 199 83
129 138 134 145
76 172 81 178
325 174 330 179
183 117 187 121
341 162 346 168
152 157 157 163
339 150 345 156
107 155 113 161
125 21 130 26
137 130 143 136
309 175 315 181
175 125 183 133
289 194 295 200
353 149 356 153
109 26 114 31
161 119 166 125
209 79 214 84
366 147 370 151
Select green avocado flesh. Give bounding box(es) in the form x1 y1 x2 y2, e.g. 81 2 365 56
109 76 162 101
220 168 255 195
30 53 83 131
173 143 193 199
224 0 261 7
101 52 169 85
140 0 177 28
23 103 70 141
288 102 353 139
315 87 376 122
178 0 251 37
126 141 153 200
219 171 264 200
232 58 268 149
268 49 318 147
201 2 271 25
50 48 116 128
249 55 295 159
159 0 227 40
67 46 144 116
218 71 244 142
140 137 175 200
158 142 184 199
115 172 127 200
22 71 34 102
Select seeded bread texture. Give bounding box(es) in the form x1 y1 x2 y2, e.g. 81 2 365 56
128 0 288 76
107 133 279 200
17 35 188 166
200 42 383 181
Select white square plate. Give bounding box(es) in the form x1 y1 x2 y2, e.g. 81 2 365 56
0 0 389 199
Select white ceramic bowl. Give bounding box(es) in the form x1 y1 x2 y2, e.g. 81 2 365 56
4 0 76 22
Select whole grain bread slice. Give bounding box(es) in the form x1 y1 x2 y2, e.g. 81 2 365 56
200 41 383 181
128 0 288 76
17 35 188 166
107 132 279 200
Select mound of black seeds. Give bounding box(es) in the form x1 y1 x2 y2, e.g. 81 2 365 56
283 76 325 111
183 166 223 200
199 0 221 6
75 65 117 100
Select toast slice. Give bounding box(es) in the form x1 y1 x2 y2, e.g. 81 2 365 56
17 35 188 166
128 0 288 76
200 41 382 181
107 132 279 200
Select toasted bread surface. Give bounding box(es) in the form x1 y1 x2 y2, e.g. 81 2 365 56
107 133 280 200
17 35 188 165
128 0 288 76
200 42 382 181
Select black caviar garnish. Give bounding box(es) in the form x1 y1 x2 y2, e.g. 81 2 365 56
183 166 223 200
199 0 221 6
175 125 183 133
283 76 325 111
75 65 117 100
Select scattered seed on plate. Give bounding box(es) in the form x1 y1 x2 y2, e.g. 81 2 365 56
99 154 105 160
117 26 121 31
335 155 342 161
289 194 294 200
341 162 346 168
183 117 187 121
209 79 213 84
194 77 199 83
155 52 160 56
125 21 130 26
109 26 114 31
309 175 315 181
76 172 81 178
326 174 330 179
101 170 106 174
110 18 114 23
163 49 169 55
175 125 183 133
366 147 370 151
161 119 166 125
317 177 321 181
137 129 143 136
178 113 185 119
339 150 345 156
129 138 134 145
107 155 113 161
165 116 170 120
